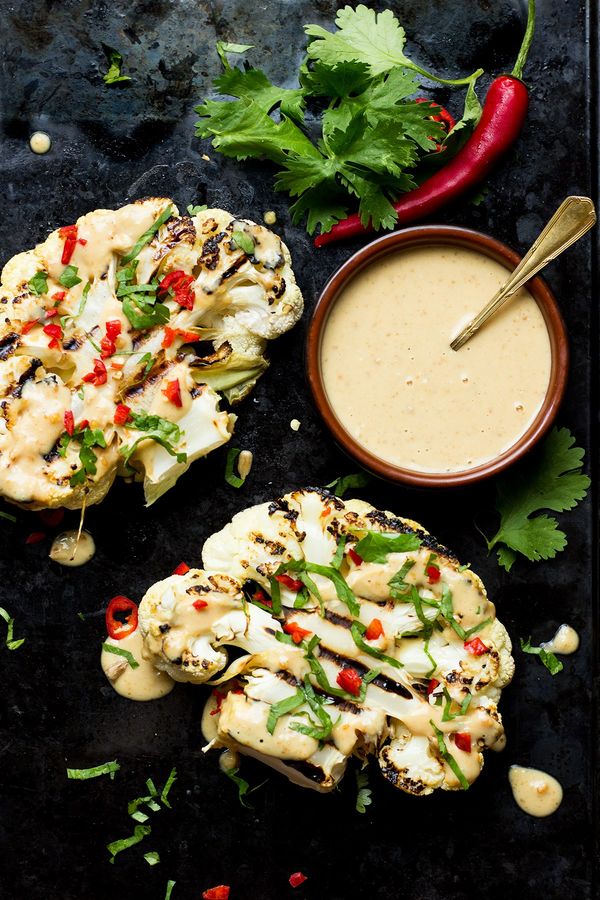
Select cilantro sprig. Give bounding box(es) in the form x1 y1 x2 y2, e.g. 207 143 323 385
59 424 107 487
486 427 590 572
195 8 483 234
120 412 187 469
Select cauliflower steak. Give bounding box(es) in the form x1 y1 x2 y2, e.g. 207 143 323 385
138 489 514 796
0 199 303 508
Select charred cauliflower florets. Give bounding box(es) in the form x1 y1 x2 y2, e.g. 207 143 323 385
137 489 514 796
0 199 303 509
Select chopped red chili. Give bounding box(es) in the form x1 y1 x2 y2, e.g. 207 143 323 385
427 678 440 696
45 308 59 318
52 291 67 304
105 595 138 640
283 621 311 644
158 270 195 310
38 508 65 528
82 358 107 386
100 320 122 358
426 564 441 584
161 326 199 349
365 618 384 641
252 589 272 608
209 689 226 717
193 599 209 611
43 323 63 350
289 872 308 888
21 318 40 335
464 636 488 656
162 378 182 408
202 886 230 900
172 561 190 576
25 531 46 545
113 404 131 426
348 547 363 567
454 732 472 753
63 410 75 436
275 573 303 592
336 666 362 696
59 225 78 265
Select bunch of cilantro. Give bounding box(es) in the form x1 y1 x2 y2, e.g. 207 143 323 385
195 5 483 235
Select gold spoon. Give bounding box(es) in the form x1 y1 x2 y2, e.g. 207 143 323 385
450 195 596 352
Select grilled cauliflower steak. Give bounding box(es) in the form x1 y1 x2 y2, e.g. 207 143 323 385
0 199 303 509
138 489 514 796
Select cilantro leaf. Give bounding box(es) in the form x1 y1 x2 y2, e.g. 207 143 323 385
216 41 254 67
487 427 590 570
520 637 563 676
354 531 422 562
102 45 131 85
120 412 187 468
215 66 305 122
28 271 48 296
301 60 372 98
355 768 372 813
224 767 266 809
325 471 371 497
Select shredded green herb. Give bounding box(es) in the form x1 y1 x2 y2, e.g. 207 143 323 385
61 281 91 328
67 760 120 780
165 881 176 900
102 642 139 669
58 265 82 289
28 271 48 296
430 721 469 790
0 607 25 650
160 767 177 808
224 767 267 808
231 230 255 254
350 620 403 668
144 851 161 866
325 471 371 498
120 412 186 469
520 636 563 675
354 531 421 562
107 825 151 863
266 688 305 734
0 509 17 523
187 204 208 215
102 44 131 85
224 447 247 488
121 205 174 264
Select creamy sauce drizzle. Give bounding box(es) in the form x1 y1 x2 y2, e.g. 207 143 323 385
29 131 51 154
321 245 552 473
101 630 174 701
541 623 579 655
49 529 95 567
509 765 563 817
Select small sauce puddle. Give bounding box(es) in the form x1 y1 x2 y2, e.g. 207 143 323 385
509 765 563 817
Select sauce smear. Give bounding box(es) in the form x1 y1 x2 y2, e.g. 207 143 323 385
101 630 174 701
321 245 551 473
509 765 563 817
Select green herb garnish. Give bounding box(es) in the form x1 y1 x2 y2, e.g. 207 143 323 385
325 471 371 498
58 265 82 289
231 230 255 254
0 606 25 650
0 509 17 523
216 40 254 67
430 721 469 790
102 45 131 85
388 559 416 599
520 636 563 675
350 620 403 669
224 767 266 808
120 412 186 469
102 642 139 669
266 688 305 734
28 271 48 296
187 204 208 215
121 205 173 264
277 558 359 616
107 825 151 863
354 531 421 563
224 447 246 488
61 281 91 328
160 767 177 808
67 760 120 780
65 426 107 487
440 689 471 722
144 851 160 866
355 768 372 813
165 881 176 900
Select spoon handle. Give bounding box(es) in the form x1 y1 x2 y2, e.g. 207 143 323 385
450 195 597 351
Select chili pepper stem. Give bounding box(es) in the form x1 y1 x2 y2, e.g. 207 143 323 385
511 0 536 80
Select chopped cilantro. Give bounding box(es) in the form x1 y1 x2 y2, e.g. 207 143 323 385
102 45 131 85
28 271 48 296
224 767 266 809
355 768 372 813
0 606 25 650
231 230 255 254
430 721 469 790
520 636 563 675
107 825 151 863
354 531 421 563
58 265 82 289
67 760 120 780
325 471 371 497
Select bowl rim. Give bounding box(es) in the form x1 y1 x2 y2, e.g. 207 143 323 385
306 224 570 488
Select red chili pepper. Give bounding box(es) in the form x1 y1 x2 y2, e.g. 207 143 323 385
415 98 456 150
38 508 65 528
426 565 441 584
314 0 535 247
63 410 75 436
43 323 63 350
25 531 46 545
59 225 78 265
464 636 489 656
365 618 384 640
162 378 182 408
52 291 67 303
427 678 440 696
289 872 308 889
193 599 209 611
45 308 58 318
348 547 363 567
336 666 362 697
78 419 89 431
100 320 122 358
253 589 272 608
21 318 40 335
454 732 472 753
114 404 131 426
275 573 303 592
105 595 138 640
283 621 312 644
82 358 107 385
202 886 230 900
162 327 176 349
172 561 190 576
105 320 121 341
158 270 195 310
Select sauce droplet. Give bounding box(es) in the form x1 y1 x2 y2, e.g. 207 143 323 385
29 131 52 154
508 765 563 817
541 623 580 655
49 529 95 567
219 748 240 772
101 630 175 701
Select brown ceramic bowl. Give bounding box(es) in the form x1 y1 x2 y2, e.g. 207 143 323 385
306 225 569 488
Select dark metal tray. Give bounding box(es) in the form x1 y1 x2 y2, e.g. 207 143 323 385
0 1 597 898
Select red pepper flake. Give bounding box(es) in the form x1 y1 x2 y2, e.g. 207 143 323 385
38 508 65 528
25 531 46 545
275 573 303 592
172 561 190 576
158 270 195 310
193 599 209 611
336 666 362 697
59 225 78 265
100 319 122 358
113 403 131 426
320 505 331 518
45 308 59 318
82 358 107 386
162 326 176 349
21 318 40 335
105 595 138 640
289 872 308 889
110 362 124 371
202 886 230 900
426 564 441 584
365 618 384 641
464 636 488 656
283 621 311 644
209 689 226 717
162 326 199 349
162 378 182 408
454 732 472 753
43 322 63 350
252 589 271 607
348 547 363 567
427 678 440 696
52 291 67 303
63 410 75 436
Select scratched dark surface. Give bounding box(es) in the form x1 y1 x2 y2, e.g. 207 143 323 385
0 1 597 898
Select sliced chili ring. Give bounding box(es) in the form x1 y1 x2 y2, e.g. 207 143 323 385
105 595 138 640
